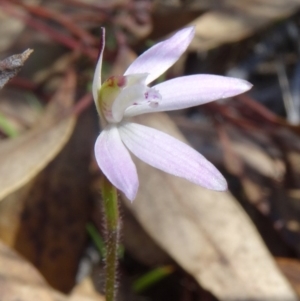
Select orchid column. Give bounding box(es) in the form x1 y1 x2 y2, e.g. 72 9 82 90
92 27 252 301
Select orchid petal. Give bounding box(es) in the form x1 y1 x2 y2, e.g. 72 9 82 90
124 75 253 117
119 122 227 191
124 27 195 85
111 74 149 122
112 83 146 122
92 28 105 112
95 125 138 201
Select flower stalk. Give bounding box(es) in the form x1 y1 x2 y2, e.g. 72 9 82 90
93 26 253 301
101 176 119 301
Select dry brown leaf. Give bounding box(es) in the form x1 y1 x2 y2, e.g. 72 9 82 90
14 109 95 292
190 0 300 51
154 0 300 51
69 278 105 301
241 177 269 207
124 112 298 301
287 151 300 188
0 10 25 52
53 278 105 301
277 257 300 297
0 89 41 133
0 70 76 201
0 240 104 301
190 11 253 51
122 203 171 266
231 141 285 180
0 107 96 292
0 240 55 301
0 49 33 89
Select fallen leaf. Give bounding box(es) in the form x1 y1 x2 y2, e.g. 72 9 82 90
69 277 105 301
122 203 172 266
0 240 104 301
124 112 298 301
0 240 55 301
231 141 285 181
53 277 105 301
0 70 76 201
153 0 300 52
17 108 95 292
0 10 25 52
0 107 96 292
190 0 300 51
0 48 33 89
277 257 300 297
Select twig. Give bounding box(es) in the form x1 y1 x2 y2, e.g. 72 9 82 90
276 56 299 124
0 1 98 60
15 1 97 46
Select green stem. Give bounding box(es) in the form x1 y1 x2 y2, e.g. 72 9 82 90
101 176 119 301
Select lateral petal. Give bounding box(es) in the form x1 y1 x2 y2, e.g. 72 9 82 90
125 75 252 117
119 122 227 191
124 27 195 85
94 125 138 201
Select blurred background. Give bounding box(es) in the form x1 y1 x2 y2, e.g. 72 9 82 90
2 0 300 300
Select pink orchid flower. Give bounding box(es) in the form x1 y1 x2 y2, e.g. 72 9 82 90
93 27 252 201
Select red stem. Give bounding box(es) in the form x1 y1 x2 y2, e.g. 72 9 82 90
0 1 98 60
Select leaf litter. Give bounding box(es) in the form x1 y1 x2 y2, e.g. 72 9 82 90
0 49 33 89
1 1 300 301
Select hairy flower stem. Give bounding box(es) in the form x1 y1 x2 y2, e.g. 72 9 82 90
101 176 120 301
